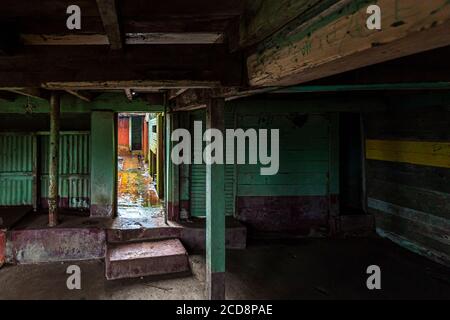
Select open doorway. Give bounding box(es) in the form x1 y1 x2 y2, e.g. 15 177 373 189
339 112 365 215
117 113 164 220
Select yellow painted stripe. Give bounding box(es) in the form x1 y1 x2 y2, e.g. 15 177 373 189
366 140 450 169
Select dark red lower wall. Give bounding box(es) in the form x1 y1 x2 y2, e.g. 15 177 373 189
0 231 5 267
236 196 331 235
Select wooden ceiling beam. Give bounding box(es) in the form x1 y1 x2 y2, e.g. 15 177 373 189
247 0 450 87
0 45 243 87
65 90 93 102
96 0 123 50
20 33 225 45
4 88 49 100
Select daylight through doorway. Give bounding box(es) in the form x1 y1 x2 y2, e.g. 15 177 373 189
117 113 163 220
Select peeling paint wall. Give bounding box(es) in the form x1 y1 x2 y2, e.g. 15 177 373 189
7 228 106 264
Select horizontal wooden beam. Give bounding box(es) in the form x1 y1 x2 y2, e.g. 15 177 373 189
0 45 243 87
42 81 221 91
273 82 450 93
168 88 189 100
4 88 48 100
240 0 327 48
96 0 122 50
247 0 450 87
65 90 93 102
20 33 225 45
126 33 224 45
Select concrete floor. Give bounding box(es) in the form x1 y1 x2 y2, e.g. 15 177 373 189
0 237 449 300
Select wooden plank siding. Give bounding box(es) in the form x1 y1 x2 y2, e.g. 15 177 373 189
230 102 338 235
364 106 450 266
181 100 339 236
188 109 236 218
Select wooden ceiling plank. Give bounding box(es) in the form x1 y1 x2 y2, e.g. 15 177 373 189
20 33 224 45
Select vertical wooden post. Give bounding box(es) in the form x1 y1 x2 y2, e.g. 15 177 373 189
328 113 340 234
166 112 180 222
165 112 172 224
206 98 226 300
157 114 164 198
49 92 60 227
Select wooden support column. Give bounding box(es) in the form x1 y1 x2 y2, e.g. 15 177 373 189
48 92 60 227
328 113 340 234
205 98 226 300
156 114 164 199
166 112 180 222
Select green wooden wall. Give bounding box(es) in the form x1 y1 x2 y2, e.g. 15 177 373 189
189 109 235 217
235 112 331 197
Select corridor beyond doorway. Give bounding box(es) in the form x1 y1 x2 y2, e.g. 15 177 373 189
117 113 163 221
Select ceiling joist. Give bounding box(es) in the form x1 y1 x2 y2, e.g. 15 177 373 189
96 0 123 50
65 90 93 102
20 33 225 45
4 88 49 100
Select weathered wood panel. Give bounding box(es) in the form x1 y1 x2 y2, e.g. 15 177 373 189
365 101 450 266
247 0 450 86
230 104 339 234
240 0 327 47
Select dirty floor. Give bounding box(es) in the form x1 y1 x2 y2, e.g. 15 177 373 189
118 152 162 221
0 237 449 300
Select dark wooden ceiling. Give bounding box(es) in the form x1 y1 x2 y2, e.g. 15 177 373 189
0 0 246 90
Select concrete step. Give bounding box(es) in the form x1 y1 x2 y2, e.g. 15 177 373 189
106 227 181 244
105 239 190 280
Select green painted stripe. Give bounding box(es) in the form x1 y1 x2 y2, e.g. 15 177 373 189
238 172 327 186
238 184 328 197
274 82 450 94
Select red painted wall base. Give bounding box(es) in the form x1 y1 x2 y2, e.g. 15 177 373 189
0 231 5 267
